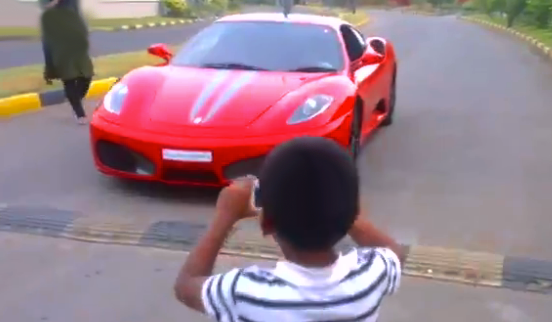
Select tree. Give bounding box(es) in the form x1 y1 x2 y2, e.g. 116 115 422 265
506 0 527 26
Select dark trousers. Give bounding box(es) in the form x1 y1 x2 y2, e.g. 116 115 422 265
62 76 91 118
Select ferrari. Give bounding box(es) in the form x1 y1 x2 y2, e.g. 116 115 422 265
90 13 398 186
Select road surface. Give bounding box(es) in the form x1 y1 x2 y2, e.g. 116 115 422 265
2 10 552 260
0 5 309 69
0 232 550 322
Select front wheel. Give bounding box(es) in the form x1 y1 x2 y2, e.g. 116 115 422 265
349 107 362 160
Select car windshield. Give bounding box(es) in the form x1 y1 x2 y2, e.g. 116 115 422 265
170 21 344 72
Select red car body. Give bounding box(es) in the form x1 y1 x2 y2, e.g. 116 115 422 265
90 13 398 187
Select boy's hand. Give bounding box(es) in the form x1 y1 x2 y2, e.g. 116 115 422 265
214 176 258 227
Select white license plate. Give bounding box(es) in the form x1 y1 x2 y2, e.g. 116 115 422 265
162 149 213 163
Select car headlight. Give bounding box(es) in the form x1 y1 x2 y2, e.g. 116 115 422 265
287 94 334 125
103 83 129 115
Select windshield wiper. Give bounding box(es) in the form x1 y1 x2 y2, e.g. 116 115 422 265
200 62 269 71
288 66 338 73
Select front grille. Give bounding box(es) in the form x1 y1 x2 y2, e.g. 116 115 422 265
222 156 265 180
96 140 155 175
161 168 220 184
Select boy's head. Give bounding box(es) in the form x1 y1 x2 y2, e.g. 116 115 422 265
259 136 359 252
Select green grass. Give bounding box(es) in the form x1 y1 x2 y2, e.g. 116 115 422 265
0 47 177 98
470 14 552 48
0 26 40 40
0 17 191 40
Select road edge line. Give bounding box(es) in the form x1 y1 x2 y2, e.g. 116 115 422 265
459 16 552 62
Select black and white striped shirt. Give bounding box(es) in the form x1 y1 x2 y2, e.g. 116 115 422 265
201 247 401 322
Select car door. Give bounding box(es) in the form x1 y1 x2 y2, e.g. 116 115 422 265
340 25 378 123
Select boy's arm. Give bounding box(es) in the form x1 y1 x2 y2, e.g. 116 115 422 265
348 217 405 265
173 217 234 313
174 177 257 315
348 217 404 295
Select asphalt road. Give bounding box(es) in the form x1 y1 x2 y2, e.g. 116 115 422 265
2 10 552 259
1 232 551 322
0 5 309 69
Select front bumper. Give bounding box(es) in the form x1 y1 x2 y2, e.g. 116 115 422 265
89 114 352 186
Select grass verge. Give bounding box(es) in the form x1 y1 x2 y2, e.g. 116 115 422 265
0 10 369 98
0 17 189 40
468 14 552 48
0 47 176 98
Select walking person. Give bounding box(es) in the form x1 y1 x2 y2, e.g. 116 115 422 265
277 0 293 17
39 0 59 84
174 136 404 322
41 2 93 124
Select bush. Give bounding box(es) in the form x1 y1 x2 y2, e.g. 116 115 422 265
162 0 194 17
526 0 551 27
505 0 527 26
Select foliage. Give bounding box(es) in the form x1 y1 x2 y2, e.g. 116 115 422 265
439 0 551 28
162 0 194 17
525 0 551 27
161 0 240 17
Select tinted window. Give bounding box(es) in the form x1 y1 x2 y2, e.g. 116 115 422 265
171 21 345 72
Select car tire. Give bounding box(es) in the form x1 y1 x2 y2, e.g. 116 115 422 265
380 70 396 127
349 105 362 160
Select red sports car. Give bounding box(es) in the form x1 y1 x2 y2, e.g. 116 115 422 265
90 13 397 187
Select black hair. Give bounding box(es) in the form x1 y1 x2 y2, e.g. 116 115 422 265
259 136 359 251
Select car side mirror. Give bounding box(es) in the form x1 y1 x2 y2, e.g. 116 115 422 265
147 43 173 63
361 51 384 65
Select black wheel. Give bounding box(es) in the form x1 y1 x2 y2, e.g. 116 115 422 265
349 106 362 160
380 71 396 127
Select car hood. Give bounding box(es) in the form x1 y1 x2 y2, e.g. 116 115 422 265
146 67 320 128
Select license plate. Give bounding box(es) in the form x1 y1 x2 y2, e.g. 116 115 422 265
162 149 213 163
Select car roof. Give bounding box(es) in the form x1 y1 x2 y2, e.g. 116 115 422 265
216 13 348 29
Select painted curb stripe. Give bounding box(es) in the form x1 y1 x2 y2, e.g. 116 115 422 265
0 205 550 293
0 93 42 117
86 77 119 99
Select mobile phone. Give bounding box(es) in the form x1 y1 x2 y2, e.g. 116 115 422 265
251 178 262 211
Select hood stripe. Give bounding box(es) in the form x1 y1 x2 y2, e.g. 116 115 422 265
189 70 231 122
203 71 258 123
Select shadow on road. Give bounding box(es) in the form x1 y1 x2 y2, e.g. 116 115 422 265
104 177 220 206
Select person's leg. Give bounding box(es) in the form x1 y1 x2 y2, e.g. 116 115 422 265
77 76 92 99
62 78 86 119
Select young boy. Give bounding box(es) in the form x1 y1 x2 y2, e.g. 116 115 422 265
174 136 404 322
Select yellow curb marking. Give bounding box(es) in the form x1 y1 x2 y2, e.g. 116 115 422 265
86 77 118 99
0 93 42 118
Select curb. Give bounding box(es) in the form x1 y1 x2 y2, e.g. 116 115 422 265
398 8 439 16
0 204 551 294
0 16 370 118
112 18 205 31
460 16 552 61
0 77 118 117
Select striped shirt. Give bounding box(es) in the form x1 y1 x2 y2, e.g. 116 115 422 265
201 247 401 322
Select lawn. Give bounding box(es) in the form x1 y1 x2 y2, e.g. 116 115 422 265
469 14 552 48
0 9 370 98
0 47 176 98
